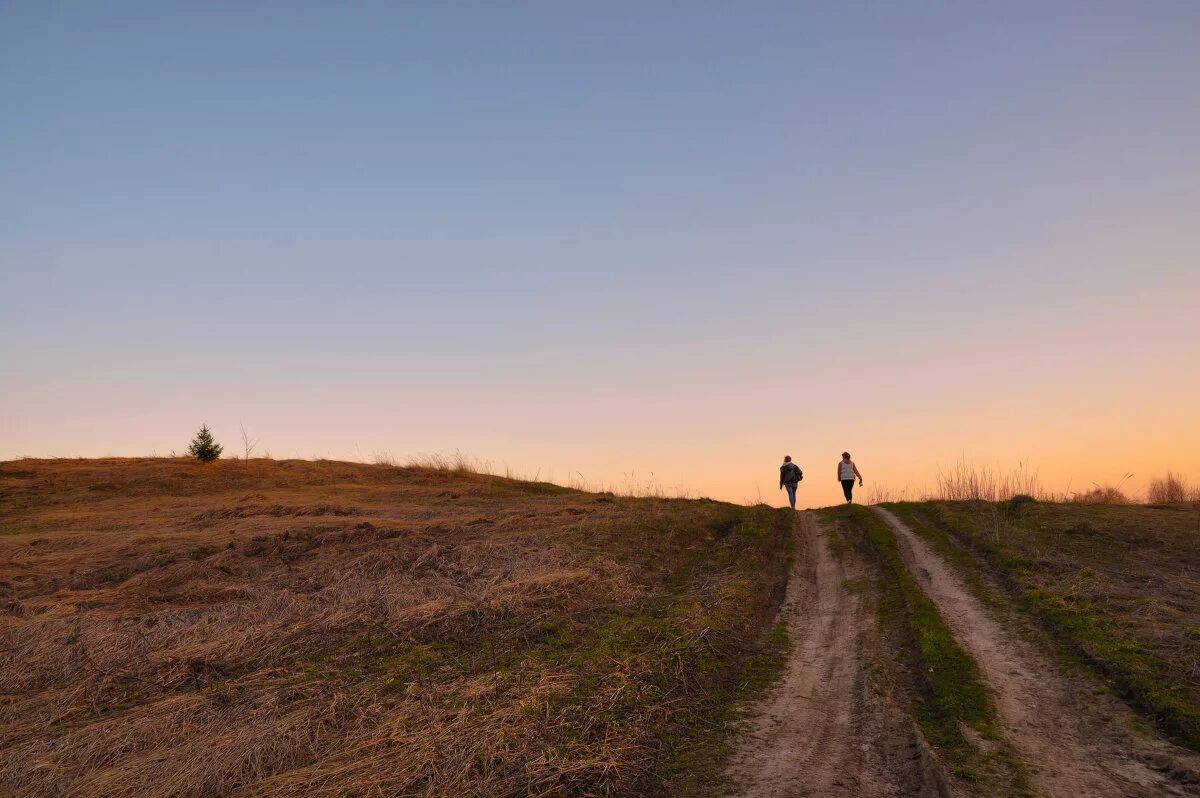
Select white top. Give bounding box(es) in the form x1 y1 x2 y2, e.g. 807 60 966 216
839 461 856 480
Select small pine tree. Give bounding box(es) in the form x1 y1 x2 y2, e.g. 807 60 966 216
187 425 223 462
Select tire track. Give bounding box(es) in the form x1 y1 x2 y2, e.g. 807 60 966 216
726 512 947 797
872 506 1200 798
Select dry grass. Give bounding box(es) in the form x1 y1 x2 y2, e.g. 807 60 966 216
932 459 1057 502
1072 473 1134 505
367 452 692 500
1072 485 1132 505
856 461 1054 506
404 450 488 474
1148 471 1196 504
862 484 923 505
879 462 1179 505
0 458 788 797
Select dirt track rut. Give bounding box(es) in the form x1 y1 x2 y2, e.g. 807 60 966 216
726 512 947 797
872 506 1200 798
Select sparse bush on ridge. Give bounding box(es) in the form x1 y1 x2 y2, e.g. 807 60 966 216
1073 485 1131 505
1073 473 1133 505
1148 471 1192 504
369 450 399 467
239 424 259 460
1006 494 1038 514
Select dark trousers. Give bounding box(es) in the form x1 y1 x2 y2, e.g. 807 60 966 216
841 479 855 502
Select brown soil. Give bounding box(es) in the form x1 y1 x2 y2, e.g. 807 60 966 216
726 511 950 797
872 506 1200 798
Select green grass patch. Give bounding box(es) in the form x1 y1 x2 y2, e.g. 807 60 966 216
646 508 794 796
847 506 993 748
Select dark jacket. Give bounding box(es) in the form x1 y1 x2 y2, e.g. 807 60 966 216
780 462 803 487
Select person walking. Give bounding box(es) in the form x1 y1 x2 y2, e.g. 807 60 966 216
838 452 863 503
779 455 803 510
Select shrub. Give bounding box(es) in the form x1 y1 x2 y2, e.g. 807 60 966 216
1148 472 1189 504
1074 485 1131 505
1006 494 1037 514
186 425 223 462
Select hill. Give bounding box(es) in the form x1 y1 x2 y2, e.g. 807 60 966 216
0 458 790 798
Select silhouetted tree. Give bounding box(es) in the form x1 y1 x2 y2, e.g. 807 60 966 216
187 425 223 462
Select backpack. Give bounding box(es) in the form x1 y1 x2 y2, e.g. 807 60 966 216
782 463 803 482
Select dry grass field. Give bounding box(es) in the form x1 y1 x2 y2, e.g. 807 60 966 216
0 458 790 798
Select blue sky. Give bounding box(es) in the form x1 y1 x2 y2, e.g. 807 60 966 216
3 2 1198 504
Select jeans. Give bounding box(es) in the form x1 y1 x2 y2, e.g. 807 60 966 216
841 479 855 502
784 484 797 509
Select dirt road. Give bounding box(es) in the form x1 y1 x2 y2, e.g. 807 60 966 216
725 512 948 797
727 506 1200 798
872 506 1200 798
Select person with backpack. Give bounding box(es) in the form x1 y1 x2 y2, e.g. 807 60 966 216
779 455 803 510
838 452 863 503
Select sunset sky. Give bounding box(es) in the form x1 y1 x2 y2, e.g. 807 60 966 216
3 2 1198 508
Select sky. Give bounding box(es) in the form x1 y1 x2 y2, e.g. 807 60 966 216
2 2 1198 508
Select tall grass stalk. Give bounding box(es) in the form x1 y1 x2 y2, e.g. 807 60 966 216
372 450 694 499
933 459 1060 502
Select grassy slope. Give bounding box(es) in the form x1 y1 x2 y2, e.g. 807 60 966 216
0 458 790 798
887 499 1200 752
824 506 1028 795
